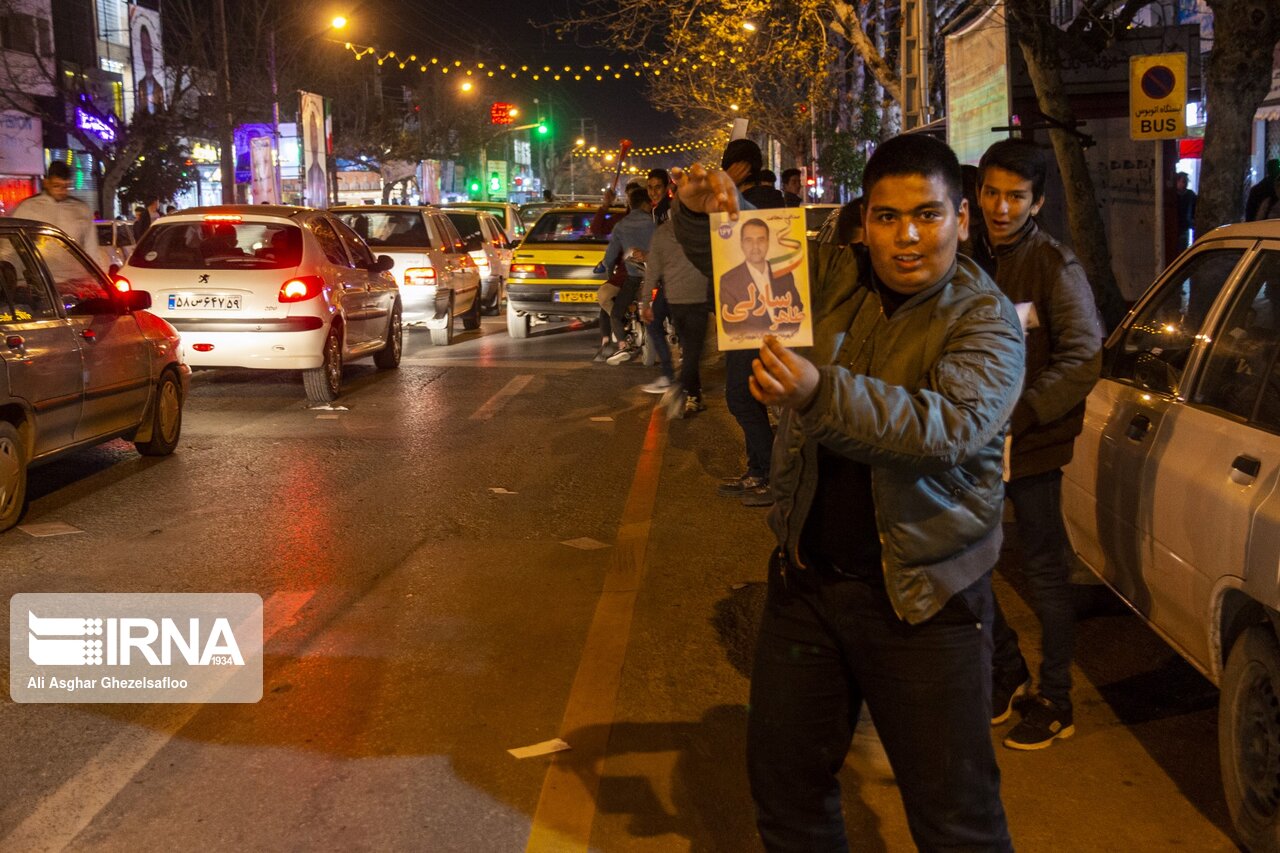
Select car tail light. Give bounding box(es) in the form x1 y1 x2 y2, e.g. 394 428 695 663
203 214 243 223
278 275 325 302
192 343 214 352
404 267 437 286
458 254 474 268
111 275 131 293
511 263 546 278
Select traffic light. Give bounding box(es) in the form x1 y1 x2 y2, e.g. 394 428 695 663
468 179 481 197
536 122 550 136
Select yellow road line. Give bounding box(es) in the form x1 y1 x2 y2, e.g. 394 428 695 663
526 407 668 852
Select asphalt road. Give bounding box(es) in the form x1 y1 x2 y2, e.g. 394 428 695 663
0 314 1241 851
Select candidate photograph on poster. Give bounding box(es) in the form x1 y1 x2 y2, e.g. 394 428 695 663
300 92 329 208
710 208 812 350
130 6 165 115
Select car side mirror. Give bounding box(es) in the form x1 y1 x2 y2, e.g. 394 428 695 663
120 290 152 312
372 254 395 273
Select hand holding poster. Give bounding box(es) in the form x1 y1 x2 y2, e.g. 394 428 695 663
710 208 813 351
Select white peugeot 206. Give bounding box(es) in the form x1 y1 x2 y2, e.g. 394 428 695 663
122 206 402 402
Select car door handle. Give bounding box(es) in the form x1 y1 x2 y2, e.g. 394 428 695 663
80 329 96 342
1231 455 1262 485
1125 414 1151 441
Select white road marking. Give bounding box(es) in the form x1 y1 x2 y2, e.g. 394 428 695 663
0 590 315 853
469 374 535 421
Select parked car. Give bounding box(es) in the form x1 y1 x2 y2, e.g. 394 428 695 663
95 219 137 268
0 217 189 531
440 201 526 242
122 205 401 403
439 207 513 315
1062 219 1280 850
331 205 480 346
505 206 625 339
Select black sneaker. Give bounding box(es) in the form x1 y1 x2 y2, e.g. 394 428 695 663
718 475 765 497
1003 695 1074 750
991 664 1031 726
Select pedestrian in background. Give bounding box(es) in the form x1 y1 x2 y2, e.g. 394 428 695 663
712 139 783 507
1246 159 1280 222
977 138 1102 750
781 168 803 206
13 161 105 266
132 205 150 242
1174 172 1196 251
639 218 710 417
674 132 1023 852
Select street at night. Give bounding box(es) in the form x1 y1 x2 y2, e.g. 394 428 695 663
0 319 1244 850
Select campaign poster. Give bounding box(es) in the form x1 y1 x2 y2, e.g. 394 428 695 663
299 91 330 208
249 136 278 204
710 208 812 351
130 6 164 115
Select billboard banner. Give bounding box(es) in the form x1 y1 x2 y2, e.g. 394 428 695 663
946 0 1009 166
250 136 278 204
299 92 331 208
130 5 164 115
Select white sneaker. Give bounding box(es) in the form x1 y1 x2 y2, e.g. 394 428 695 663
606 348 634 365
642 376 674 393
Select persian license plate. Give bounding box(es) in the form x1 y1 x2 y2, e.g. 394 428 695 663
554 290 595 304
168 293 242 310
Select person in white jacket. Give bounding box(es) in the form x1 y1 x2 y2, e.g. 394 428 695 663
12 161 106 267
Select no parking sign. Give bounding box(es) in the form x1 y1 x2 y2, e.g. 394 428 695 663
1130 53 1187 140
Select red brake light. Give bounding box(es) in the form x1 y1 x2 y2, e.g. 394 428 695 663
204 214 243 223
458 254 474 267
111 276 131 293
278 275 325 302
403 267 437 286
511 263 547 278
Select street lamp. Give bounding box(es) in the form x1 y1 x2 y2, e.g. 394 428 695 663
460 81 474 92
331 15 348 30
742 21 758 32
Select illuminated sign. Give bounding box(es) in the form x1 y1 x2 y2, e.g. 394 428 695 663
490 102 514 125
75 108 116 143
190 143 219 163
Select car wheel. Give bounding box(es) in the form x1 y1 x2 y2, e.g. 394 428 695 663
430 294 455 346
484 278 504 315
373 304 402 369
1220 624 1280 852
304 324 344 402
506 300 530 339
134 370 183 457
461 284 482 331
0 422 26 532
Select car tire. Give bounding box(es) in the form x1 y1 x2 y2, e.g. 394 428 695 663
430 294 455 346
461 285 482 331
304 323 344 402
507 301 530 339
0 422 26 532
134 370 183 457
484 278 504 315
373 304 402 369
1220 623 1280 852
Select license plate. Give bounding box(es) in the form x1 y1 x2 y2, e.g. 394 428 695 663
554 290 595 303
168 293 242 310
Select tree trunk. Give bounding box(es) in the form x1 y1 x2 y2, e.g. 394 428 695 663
1197 0 1280 231
1008 0 1127 330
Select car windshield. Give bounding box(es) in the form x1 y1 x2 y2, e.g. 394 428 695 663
443 212 484 252
525 211 620 243
130 221 303 269
335 212 429 248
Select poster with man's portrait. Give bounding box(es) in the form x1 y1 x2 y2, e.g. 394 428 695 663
299 92 330 208
130 6 165 115
710 209 812 350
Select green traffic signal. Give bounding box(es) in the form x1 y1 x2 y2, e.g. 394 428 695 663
536 123 549 136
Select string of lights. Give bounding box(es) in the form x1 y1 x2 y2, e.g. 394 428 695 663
344 43 747 81
571 139 717 159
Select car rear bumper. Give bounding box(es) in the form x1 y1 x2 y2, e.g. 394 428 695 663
171 319 330 369
400 286 450 327
507 283 600 319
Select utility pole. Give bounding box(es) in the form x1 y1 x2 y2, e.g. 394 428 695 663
215 0 236 203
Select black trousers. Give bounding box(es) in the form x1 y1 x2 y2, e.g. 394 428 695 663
668 302 709 398
726 348 774 478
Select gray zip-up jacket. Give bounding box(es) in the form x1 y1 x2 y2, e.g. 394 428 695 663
674 199 1025 623
641 220 708 307
602 208 655 278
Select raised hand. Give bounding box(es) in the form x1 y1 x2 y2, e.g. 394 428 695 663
671 164 740 219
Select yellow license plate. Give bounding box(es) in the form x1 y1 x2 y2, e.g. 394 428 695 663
555 291 596 303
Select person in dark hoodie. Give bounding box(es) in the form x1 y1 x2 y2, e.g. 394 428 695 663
716 139 785 507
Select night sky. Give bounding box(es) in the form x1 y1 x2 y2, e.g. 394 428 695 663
349 0 678 151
